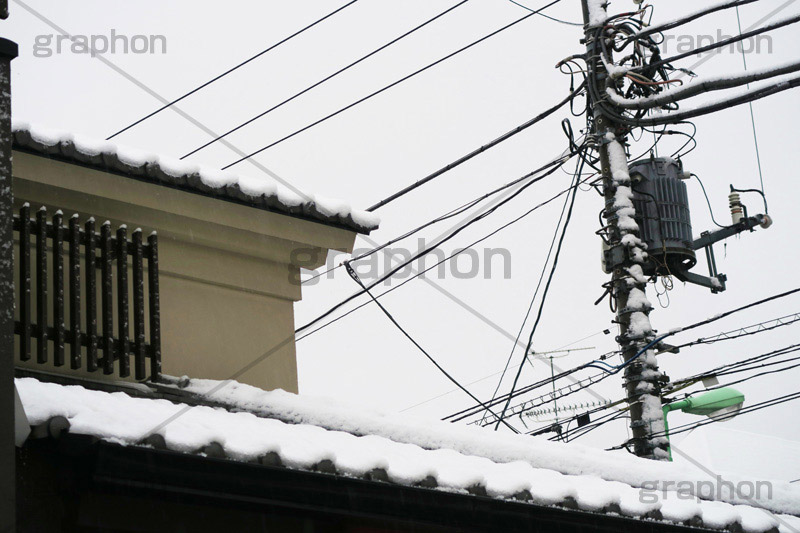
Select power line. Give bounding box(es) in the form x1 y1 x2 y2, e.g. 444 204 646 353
221 0 565 170
506 0 581 26
366 81 586 212
446 287 800 424
302 151 574 286
673 312 800 350
587 11 800 127
493 149 584 430
735 4 767 196
705 358 800 391
344 263 521 434
181 0 471 159
480 157 579 424
611 59 800 111
294 148 578 337
628 12 800 78
673 343 800 387
627 0 760 41
397 328 608 413
106 0 360 140
550 407 628 442
296 158 584 344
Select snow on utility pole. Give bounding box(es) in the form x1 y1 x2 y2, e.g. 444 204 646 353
580 0 668 460
0 29 17 530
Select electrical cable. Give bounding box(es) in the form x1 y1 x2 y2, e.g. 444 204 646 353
366 81 586 211
181 0 472 159
690 173 726 229
628 13 800 78
673 343 800 387
106 0 360 140
479 162 577 424
297 167 589 346
585 15 800 128
551 407 627 442
507 0 581 25
673 312 800 350
301 151 572 286
221 0 566 170
398 328 609 413
610 60 800 110
343 263 521 434
493 149 584 430
295 151 580 338
736 5 767 196
446 287 800 424
623 0 760 41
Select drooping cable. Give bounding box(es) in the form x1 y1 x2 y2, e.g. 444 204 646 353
507 0 581 26
479 157 579 424
106 0 360 140
343 263 521 434
493 150 584 430
222 0 566 170
294 150 579 336
735 4 767 196
446 287 800 424
366 81 586 211
180 0 471 159
302 151 575 285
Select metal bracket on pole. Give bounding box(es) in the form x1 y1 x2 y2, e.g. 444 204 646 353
672 215 769 293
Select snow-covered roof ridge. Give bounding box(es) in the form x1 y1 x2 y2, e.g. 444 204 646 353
171 376 800 518
11 120 380 234
16 376 800 533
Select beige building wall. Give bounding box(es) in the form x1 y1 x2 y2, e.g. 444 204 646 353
12 151 358 393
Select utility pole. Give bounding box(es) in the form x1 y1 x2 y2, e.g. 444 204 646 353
0 14 18 529
580 0 668 460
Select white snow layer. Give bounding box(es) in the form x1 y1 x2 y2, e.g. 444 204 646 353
161 376 800 518
11 120 380 231
16 377 799 531
586 0 608 26
606 59 800 104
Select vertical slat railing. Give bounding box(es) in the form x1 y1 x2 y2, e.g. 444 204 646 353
52 210 65 367
14 209 160 382
147 232 161 380
116 226 130 378
85 218 98 372
36 207 47 364
69 214 81 370
132 229 146 381
101 221 114 375
19 203 31 362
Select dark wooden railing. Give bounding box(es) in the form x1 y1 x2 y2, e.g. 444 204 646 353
14 204 161 381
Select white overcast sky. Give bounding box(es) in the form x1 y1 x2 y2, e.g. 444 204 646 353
4 0 800 476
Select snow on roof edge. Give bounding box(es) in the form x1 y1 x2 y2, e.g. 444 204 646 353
11 120 380 234
16 376 800 533
173 375 800 518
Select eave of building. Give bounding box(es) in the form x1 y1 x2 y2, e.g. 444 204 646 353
15 369 800 533
11 123 380 236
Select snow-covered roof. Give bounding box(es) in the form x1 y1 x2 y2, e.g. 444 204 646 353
11 121 380 234
15 375 800 533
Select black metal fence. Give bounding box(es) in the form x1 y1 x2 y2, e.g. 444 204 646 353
13 204 161 381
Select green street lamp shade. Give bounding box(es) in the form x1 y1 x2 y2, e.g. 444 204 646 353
662 388 745 460
670 387 745 419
